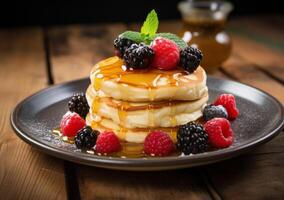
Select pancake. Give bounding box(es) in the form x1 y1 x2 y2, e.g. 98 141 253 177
90 56 208 102
85 56 209 143
86 85 208 128
86 114 178 143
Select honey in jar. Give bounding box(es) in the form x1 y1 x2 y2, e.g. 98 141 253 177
178 0 233 73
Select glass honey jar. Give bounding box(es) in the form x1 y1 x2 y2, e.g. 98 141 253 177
178 0 233 73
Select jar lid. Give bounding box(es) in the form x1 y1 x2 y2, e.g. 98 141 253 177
178 0 233 20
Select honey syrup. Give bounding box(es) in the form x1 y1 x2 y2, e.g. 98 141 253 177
91 56 203 90
180 18 231 73
89 56 205 134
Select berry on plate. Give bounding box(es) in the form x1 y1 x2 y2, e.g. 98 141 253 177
123 43 154 69
75 126 99 149
180 46 203 73
150 37 180 70
204 118 234 148
68 93 89 119
177 122 208 155
203 104 228 121
144 131 174 156
114 37 135 58
60 112 86 137
214 94 239 119
96 131 121 154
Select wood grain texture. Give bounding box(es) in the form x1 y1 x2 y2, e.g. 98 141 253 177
205 153 284 200
78 167 212 200
229 16 284 44
231 35 284 84
0 28 66 200
48 24 213 200
47 23 126 83
221 53 284 104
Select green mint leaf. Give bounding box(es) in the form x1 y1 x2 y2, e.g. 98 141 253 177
141 9 159 37
120 31 144 43
155 33 188 49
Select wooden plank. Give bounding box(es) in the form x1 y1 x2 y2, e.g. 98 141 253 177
221 54 284 104
48 23 213 200
205 152 284 200
229 16 284 44
47 23 126 83
0 28 66 199
231 35 284 84
77 166 212 200
228 17 284 83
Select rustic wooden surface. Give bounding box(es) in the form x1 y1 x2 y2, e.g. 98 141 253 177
1 16 283 199
0 28 66 199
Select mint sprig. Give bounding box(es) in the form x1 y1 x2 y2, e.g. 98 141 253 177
118 10 188 49
120 31 144 43
155 33 188 49
141 9 159 38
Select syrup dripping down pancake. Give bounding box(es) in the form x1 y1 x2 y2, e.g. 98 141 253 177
90 56 208 102
86 85 208 129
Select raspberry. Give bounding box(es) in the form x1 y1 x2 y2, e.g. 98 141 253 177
96 131 121 154
150 37 180 70
144 131 174 156
204 118 234 148
214 94 239 119
60 112 86 137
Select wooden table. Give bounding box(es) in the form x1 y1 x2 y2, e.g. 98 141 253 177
1 15 284 200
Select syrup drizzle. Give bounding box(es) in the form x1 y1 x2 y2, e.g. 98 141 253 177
90 56 203 128
91 56 203 90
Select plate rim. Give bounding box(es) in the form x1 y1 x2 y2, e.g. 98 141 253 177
10 76 284 170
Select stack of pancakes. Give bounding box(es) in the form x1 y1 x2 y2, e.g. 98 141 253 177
86 56 208 143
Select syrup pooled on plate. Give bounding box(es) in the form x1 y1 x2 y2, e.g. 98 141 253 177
52 127 146 158
52 128 75 144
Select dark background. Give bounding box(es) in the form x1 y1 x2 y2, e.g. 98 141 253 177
0 0 283 27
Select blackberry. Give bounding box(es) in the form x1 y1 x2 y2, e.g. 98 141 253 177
75 126 99 149
203 104 228 121
114 37 135 58
123 43 154 69
177 122 208 155
180 46 203 73
68 93 89 118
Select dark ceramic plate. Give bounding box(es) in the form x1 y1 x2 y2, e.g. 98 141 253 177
11 77 284 171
